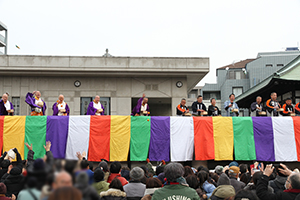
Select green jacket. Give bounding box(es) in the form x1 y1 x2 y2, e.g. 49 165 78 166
152 184 200 200
92 180 109 194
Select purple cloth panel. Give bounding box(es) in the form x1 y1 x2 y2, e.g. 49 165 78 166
149 116 170 161
46 116 69 159
252 117 275 161
86 102 104 115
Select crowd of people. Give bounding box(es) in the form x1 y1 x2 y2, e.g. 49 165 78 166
0 142 300 200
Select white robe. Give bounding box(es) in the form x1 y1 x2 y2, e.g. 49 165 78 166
93 101 103 116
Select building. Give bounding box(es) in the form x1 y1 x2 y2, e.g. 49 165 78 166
200 49 300 116
236 54 300 108
0 21 7 55
0 55 209 116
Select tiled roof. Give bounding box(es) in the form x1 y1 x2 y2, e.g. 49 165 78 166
218 59 255 69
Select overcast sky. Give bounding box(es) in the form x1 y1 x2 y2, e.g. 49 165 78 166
1 0 299 86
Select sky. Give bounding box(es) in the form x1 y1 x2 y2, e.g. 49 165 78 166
0 0 300 86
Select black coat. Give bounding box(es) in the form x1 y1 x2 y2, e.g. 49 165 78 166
256 175 300 200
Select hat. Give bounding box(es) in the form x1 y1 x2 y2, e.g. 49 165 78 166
212 185 235 198
0 183 7 194
215 165 223 175
217 173 230 186
229 161 239 167
98 161 108 172
7 149 15 160
130 167 144 180
229 166 240 175
33 159 45 170
94 168 105 182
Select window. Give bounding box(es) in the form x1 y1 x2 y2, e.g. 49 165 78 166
266 64 273 67
12 97 20 115
232 87 243 97
277 64 284 67
188 90 198 99
228 70 246 79
203 91 221 100
235 71 241 80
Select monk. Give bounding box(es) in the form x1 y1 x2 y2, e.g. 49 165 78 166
52 94 70 116
25 91 47 116
87 95 105 115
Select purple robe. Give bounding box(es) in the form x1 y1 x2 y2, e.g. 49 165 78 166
25 92 47 115
0 100 14 116
52 102 70 116
86 101 105 115
131 97 150 116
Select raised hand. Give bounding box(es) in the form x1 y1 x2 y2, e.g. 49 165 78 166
44 141 51 151
25 143 33 151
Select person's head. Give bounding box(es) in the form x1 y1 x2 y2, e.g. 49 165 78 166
80 160 89 170
164 163 184 182
234 189 258 200
52 171 73 189
145 177 162 189
229 161 239 168
211 98 216 106
252 171 263 186
286 98 292 105
64 160 76 175
239 164 248 174
256 96 262 104
143 97 148 104
75 172 88 186
186 175 199 189
156 166 164 176
180 98 186 106
271 92 277 101
215 165 223 175
58 95 64 103
183 166 194 178
33 158 45 171
109 178 124 191
110 161 122 173
94 95 100 103
274 164 288 177
197 166 209 174
211 172 219 183
0 183 7 194
2 94 8 102
217 173 230 186
130 167 145 181
26 176 38 189
48 186 82 200
35 91 41 98
228 166 240 178
285 173 300 190
140 165 148 177
98 160 109 172
229 94 235 102
197 95 203 103
121 168 130 181
198 170 209 182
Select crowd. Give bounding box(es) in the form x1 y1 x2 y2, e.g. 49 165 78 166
0 142 300 200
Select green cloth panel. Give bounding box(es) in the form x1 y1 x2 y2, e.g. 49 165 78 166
130 116 151 161
24 116 47 160
232 117 256 160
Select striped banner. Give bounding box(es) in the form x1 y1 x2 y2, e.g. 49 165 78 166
0 116 299 162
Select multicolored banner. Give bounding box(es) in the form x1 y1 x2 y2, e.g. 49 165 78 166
1 116 300 162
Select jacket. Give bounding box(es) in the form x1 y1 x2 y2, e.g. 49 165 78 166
269 176 287 194
152 184 200 200
256 175 300 200
107 174 128 186
92 181 110 194
266 99 281 116
26 150 54 190
176 104 189 116
192 101 207 116
281 104 294 116
208 105 221 116
229 177 245 193
75 172 100 200
203 181 216 198
100 188 126 200
1 150 25 197
123 182 146 197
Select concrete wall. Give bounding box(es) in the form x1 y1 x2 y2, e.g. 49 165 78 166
1 76 188 116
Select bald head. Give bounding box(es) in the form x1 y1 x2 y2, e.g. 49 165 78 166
35 91 41 98
58 95 64 102
288 173 300 190
2 94 8 102
52 171 72 189
94 96 100 103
